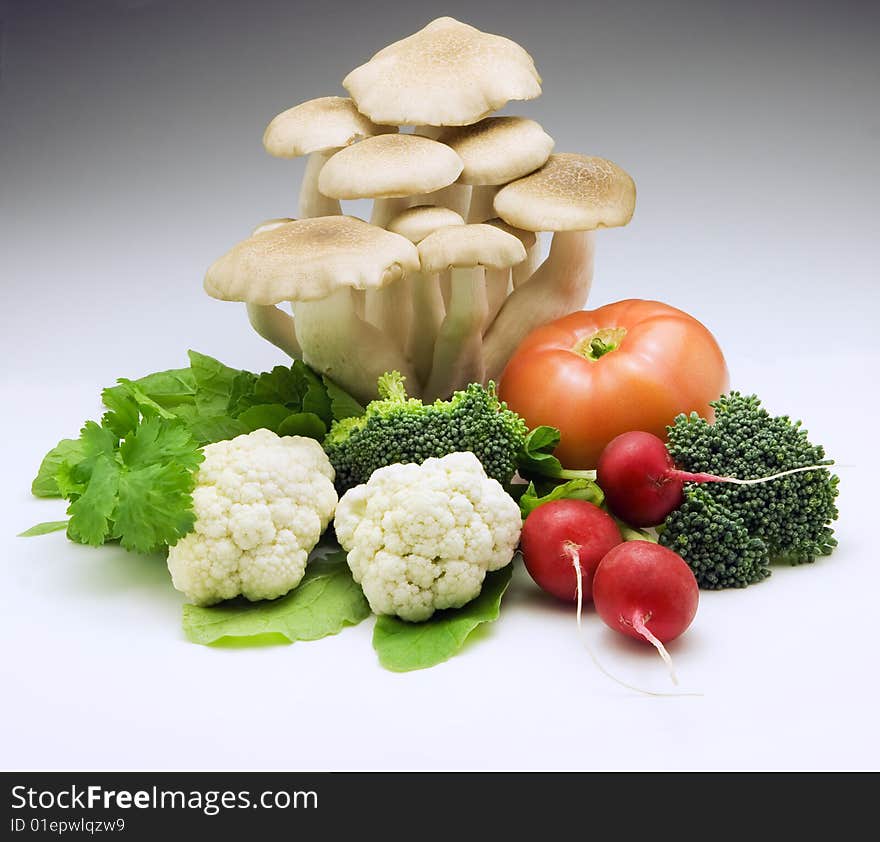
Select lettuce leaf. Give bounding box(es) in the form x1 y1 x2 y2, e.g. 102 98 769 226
372 565 513 672
182 550 370 646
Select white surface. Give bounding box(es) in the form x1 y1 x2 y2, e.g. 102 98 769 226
0 353 876 772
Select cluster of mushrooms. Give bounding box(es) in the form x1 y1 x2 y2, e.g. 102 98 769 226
205 17 636 403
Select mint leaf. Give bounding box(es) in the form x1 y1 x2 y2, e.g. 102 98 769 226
519 478 605 518
372 565 513 672
32 439 83 498
182 551 370 646
19 521 70 537
323 375 364 421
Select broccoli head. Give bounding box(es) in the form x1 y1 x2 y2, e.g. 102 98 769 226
323 371 528 492
660 487 771 589
661 392 839 586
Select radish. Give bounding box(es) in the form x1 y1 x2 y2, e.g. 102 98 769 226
597 430 830 527
520 499 622 603
520 498 700 695
592 541 698 684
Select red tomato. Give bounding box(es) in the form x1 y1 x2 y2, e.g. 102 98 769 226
498 300 729 468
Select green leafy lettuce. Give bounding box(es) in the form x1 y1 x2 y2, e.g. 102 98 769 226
372 566 513 672
182 550 370 646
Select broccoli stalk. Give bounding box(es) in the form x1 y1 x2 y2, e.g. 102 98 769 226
658 392 839 588
323 371 528 492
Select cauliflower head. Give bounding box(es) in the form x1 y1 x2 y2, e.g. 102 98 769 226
167 429 337 605
334 451 521 622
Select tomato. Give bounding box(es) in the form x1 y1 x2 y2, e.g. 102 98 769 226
498 300 729 468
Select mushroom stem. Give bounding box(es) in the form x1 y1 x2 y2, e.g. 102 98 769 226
364 275 411 352
466 185 499 223
411 183 472 217
246 303 303 360
299 150 342 218
483 229 596 381
424 266 488 400
512 236 543 288
406 270 444 385
414 125 443 139
370 197 412 228
296 288 419 403
484 267 511 332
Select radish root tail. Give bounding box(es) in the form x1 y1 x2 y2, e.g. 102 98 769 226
563 543 701 698
670 464 833 486
630 612 678 685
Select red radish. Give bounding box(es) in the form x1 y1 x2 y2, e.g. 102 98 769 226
592 541 699 684
597 430 829 527
520 499 622 602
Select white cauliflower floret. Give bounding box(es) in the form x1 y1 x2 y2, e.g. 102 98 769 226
167 429 337 605
334 451 522 622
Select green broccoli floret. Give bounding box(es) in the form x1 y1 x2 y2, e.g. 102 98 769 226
323 371 528 492
660 392 839 587
660 488 771 589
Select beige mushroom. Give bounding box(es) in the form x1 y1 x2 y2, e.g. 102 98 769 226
483 219 538 330
318 134 463 343
343 17 541 127
318 133 463 226
262 96 394 218
438 117 554 223
418 224 525 399
484 154 636 380
387 205 465 384
205 216 420 403
244 218 301 360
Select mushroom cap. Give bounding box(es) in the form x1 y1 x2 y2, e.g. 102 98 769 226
318 134 463 199
251 217 295 236
417 223 526 273
438 117 554 186
485 217 538 251
205 216 420 305
387 205 465 243
343 17 542 127
262 96 394 158
493 153 636 232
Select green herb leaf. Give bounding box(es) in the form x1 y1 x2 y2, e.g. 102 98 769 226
188 350 245 415
277 412 327 440
323 375 365 421
182 551 370 646
237 403 295 434
66 455 121 546
119 416 204 472
113 460 200 553
32 439 84 498
517 425 565 476
19 520 70 537
188 415 249 445
518 478 605 518
300 366 333 425
372 565 513 672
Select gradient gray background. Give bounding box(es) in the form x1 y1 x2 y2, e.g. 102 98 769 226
2 0 877 378
2 0 879 770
